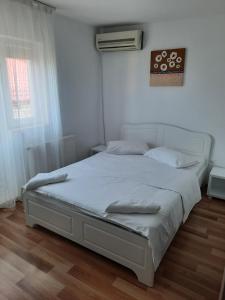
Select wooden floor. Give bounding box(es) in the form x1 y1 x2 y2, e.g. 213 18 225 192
0 196 225 300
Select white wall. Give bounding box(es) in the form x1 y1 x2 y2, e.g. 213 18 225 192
54 15 103 160
101 14 225 166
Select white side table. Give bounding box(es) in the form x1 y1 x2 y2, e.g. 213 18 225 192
91 144 106 155
207 167 225 200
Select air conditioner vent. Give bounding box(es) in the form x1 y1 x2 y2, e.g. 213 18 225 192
96 30 143 52
98 38 135 44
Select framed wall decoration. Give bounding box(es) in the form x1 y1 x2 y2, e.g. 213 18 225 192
150 48 186 86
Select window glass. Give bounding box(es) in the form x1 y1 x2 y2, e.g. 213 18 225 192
6 58 33 120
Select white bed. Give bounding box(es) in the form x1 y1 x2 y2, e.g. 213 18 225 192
23 123 212 287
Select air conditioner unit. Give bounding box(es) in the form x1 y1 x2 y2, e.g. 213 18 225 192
96 30 143 52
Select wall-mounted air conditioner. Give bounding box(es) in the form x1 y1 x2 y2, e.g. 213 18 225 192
96 30 143 52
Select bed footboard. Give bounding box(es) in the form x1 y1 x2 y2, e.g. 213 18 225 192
23 192 155 287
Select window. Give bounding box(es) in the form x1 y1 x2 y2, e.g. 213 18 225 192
6 58 33 120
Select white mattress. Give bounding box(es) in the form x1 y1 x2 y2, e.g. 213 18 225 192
31 153 206 269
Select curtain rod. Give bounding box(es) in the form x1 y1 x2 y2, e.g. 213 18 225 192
32 0 56 11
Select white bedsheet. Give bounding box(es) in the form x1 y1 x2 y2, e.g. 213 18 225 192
185 158 207 178
33 153 203 269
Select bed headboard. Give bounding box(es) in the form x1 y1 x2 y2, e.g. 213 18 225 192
121 123 212 162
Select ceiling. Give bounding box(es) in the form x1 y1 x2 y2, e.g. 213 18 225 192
44 0 225 26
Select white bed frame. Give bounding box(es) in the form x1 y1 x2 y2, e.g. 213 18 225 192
23 123 212 287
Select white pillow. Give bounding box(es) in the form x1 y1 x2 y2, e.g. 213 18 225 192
144 147 199 168
106 140 149 155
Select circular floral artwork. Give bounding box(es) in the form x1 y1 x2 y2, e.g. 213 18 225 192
160 64 167 71
150 48 186 86
155 55 162 62
170 52 177 60
162 51 167 58
169 61 175 68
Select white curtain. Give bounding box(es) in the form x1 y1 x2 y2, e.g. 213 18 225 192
0 0 63 208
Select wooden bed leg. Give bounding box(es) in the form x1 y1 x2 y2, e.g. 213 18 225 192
25 215 36 228
23 198 36 228
26 220 36 228
136 269 154 287
134 242 155 287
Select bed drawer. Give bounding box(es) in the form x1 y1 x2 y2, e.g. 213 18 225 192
28 200 73 234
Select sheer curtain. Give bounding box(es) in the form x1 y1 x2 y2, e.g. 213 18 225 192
0 0 63 208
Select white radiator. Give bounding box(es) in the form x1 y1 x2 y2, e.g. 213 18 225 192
26 135 76 178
